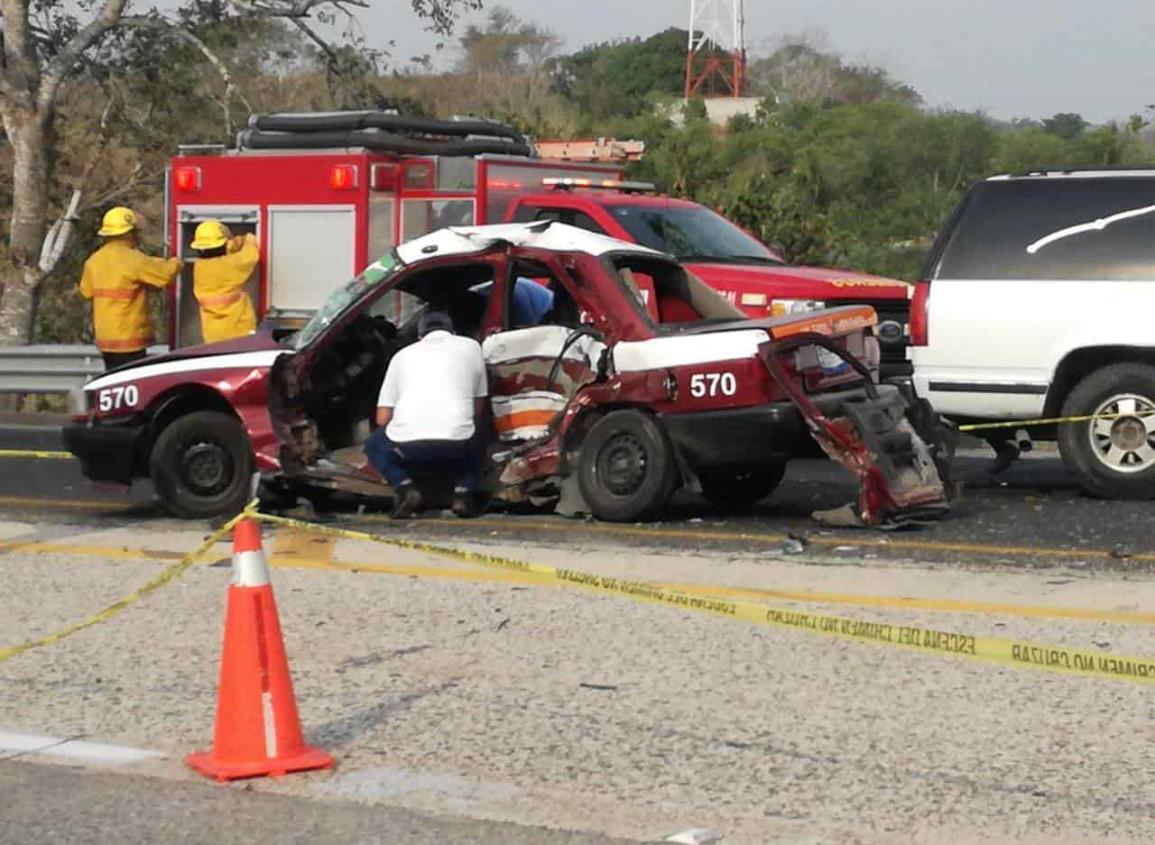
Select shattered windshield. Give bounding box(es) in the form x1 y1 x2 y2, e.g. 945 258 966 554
608 204 783 264
295 252 403 349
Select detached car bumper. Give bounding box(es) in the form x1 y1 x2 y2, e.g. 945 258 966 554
63 418 146 485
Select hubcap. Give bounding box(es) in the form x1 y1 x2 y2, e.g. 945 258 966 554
180 440 233 496
1088 393 1155 474
597 433 648 496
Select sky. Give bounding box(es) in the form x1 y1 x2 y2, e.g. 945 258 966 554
348 0 1155 123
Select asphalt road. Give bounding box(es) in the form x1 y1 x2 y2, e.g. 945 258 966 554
3 420 1151 569
4 420 1155 843
0 762 636 845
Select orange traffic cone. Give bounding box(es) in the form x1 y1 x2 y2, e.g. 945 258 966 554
186 519 334 781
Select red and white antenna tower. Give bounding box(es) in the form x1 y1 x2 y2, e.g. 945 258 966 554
684 0 747 98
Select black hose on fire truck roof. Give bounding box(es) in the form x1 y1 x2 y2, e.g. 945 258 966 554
238 128 534 158
247 111 527 143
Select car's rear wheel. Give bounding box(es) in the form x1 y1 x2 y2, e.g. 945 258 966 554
150 411 254 519
577 410 677 522
1058 363 1155 499
699 464 786 510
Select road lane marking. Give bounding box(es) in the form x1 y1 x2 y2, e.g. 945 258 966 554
0 730 162 765
272 529 335 567
257 511 1155 687
0 494 1147 565
6 535 1155 626
0 450 71 459
0 496 138 512
365 515 1155 564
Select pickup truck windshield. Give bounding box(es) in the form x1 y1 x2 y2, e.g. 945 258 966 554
296 252 402 349
608 205 783 264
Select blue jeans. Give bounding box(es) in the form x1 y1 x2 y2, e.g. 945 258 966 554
364 426 486 492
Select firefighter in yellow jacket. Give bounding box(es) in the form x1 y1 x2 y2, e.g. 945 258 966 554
189 220 260 345
80 207 183 370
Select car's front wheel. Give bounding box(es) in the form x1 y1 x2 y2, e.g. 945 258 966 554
150 411 254 519
1058 363 1155 499
577 410 678 522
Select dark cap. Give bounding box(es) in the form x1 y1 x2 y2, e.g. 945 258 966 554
418 310 454 337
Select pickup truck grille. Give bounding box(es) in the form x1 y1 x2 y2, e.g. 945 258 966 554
857 299 911 379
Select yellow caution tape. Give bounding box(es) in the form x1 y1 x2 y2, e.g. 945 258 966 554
254 512 1155 686
0 449 73 459
958 410 1154 433
0 511 246 663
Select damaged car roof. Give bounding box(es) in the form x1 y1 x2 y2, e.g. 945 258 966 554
394 221 665 264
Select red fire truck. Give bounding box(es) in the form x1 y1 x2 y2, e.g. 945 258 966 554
165 113 627 347
164 111 911 376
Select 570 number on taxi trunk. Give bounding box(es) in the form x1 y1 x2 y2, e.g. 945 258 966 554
689 372 737 398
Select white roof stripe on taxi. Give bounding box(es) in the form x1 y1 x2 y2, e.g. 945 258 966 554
85 350 285 391
613 330 769 373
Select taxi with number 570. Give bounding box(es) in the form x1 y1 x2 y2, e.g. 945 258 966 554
66 222 947 525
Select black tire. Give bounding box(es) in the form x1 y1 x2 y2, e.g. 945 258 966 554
149 411 254 519
576 410 678 522
699 464 786 509
1058 363 1155 500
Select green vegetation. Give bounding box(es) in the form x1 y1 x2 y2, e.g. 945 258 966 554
6 3 1155 344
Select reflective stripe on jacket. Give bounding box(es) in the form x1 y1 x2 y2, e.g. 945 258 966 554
194 234 259 344
79 240 182 353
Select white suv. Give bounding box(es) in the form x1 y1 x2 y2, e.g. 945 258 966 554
910 168 1155 499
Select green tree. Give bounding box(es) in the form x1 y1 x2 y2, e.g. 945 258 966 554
0 0 483 348
554 28 687 122
1043 112 1089 140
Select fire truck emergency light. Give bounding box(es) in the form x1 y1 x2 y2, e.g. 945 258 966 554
542 178 656 194
329 164 358 191
370 164 398 191
174 166 201 192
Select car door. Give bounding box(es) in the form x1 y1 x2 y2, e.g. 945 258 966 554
481 252 605 443
270 253 503 488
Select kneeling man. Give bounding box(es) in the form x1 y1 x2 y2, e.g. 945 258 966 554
365 311 488 518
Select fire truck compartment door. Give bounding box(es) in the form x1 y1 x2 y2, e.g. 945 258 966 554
268 205 357 312
176 207 259 348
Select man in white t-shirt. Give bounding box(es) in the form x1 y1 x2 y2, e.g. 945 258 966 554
364 310 489 518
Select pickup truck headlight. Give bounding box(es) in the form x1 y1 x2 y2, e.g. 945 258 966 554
770 298 825 316
67 387 88 416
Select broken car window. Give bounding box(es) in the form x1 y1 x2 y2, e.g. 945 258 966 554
296 252 403 349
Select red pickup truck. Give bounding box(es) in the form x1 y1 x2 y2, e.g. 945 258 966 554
505 181 913 380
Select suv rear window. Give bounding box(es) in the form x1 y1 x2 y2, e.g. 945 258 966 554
931 177 1155 281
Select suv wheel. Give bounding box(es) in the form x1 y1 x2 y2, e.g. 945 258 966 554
699 464 786 510
577 410 678 522
1058 363 1155 499
150 411 254 519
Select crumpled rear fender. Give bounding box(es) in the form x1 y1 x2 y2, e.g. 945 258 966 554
760 334 948 527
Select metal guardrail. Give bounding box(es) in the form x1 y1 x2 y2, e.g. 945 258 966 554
0 345 168 393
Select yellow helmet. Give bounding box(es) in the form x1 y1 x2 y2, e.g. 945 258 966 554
190 219 230 251
98 206 137 237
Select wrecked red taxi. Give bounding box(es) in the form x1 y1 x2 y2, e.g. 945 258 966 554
66 222 947 525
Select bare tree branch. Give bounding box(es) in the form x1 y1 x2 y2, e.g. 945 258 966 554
38 0 129 115
290 16 340 63
118 15 255 126
228 0 366 17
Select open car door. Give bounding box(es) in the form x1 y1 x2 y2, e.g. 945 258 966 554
267 252 505 498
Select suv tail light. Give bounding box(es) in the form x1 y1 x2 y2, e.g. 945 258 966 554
909 281 930 346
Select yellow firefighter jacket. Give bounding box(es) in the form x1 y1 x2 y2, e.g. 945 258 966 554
193 234 260 345
79 239 182 353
